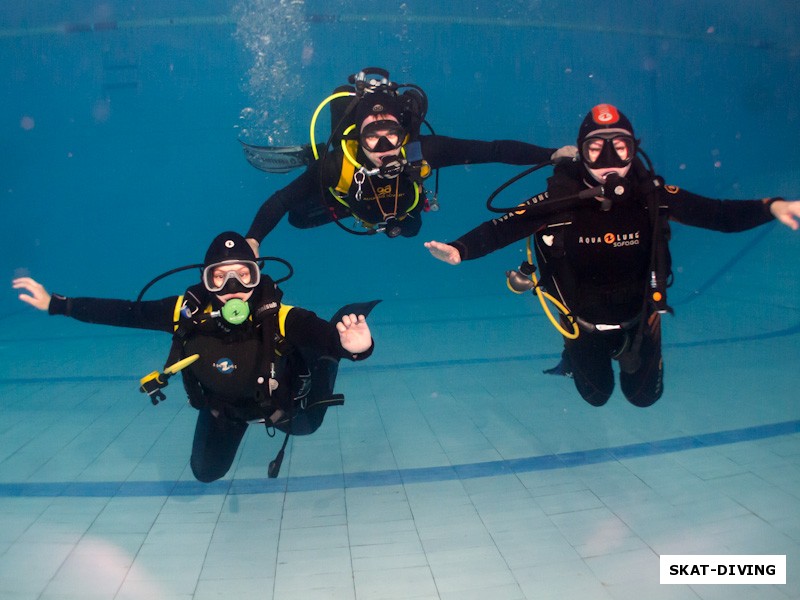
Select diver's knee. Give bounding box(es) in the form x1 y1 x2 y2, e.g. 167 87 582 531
621 362 664 408
581 392 611 407
190 460 225 483
574 376 612 407
627 389 662 408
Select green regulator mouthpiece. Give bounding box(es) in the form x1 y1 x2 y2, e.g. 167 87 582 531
221 298 250 325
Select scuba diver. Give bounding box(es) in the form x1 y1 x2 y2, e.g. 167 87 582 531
425 103 800 408
243 66 576 247
13 232 376 480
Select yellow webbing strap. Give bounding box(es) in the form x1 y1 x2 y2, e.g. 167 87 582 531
278 304 293 337
172 295 184 332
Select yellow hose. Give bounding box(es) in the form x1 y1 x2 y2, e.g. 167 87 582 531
164 354 200 375
310 91 355 160
522 238 579 339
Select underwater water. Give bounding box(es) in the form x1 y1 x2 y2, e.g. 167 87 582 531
2 1 800 598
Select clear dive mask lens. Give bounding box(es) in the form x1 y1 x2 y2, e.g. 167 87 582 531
202 260 261 293
360 120 407 152
581 134 635 169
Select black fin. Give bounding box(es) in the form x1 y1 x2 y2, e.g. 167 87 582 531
543 353 573 378
240 141 324 174
329 300 381 325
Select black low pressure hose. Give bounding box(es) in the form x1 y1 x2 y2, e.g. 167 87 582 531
486 163 630 216
268 430 290 478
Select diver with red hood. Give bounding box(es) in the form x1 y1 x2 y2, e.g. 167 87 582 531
426 104 800 408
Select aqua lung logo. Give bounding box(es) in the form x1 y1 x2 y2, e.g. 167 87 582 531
214 358 236 374
592 104 620 125
579 230 640 247
495 192 548 223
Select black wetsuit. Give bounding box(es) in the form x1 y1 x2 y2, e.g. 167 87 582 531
246 136 556 241
47 286 374 481
450 159 776 407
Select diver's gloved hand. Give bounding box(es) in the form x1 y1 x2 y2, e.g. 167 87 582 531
12 277 52 311
336 313 372 354
769 198 800 231
424 241 461 265
551 145 579 163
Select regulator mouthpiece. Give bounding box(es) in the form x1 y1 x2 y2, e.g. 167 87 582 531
221 298 250 325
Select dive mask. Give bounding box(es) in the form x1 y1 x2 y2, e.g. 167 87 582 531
202 260 261 294
360 120 407 152
580 131 635 169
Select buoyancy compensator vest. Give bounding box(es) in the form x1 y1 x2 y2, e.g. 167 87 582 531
165 277 291 422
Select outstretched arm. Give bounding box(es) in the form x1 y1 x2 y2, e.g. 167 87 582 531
245 166 319 243
335 313 372 354
421 136 556 168
770 199 800 230
667 189 800 233
424 198 547 265
13 277 177 332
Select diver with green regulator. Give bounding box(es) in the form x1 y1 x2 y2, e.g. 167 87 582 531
13 232 378 479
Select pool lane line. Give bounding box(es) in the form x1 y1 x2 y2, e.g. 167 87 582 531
0 418 797 498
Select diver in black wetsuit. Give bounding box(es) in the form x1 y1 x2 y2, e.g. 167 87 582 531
245 67 574 249
426 104 800 408
13 232 376 481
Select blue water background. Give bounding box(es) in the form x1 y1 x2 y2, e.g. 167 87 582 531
3 0 799 369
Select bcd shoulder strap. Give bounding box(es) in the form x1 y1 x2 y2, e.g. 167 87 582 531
164 283 209 369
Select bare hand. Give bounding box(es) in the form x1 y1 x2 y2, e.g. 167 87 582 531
336 313 372 354
12 277 51 311
246 238 260 257
424 241 461 265
551 145 579 162
770 199 800 231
